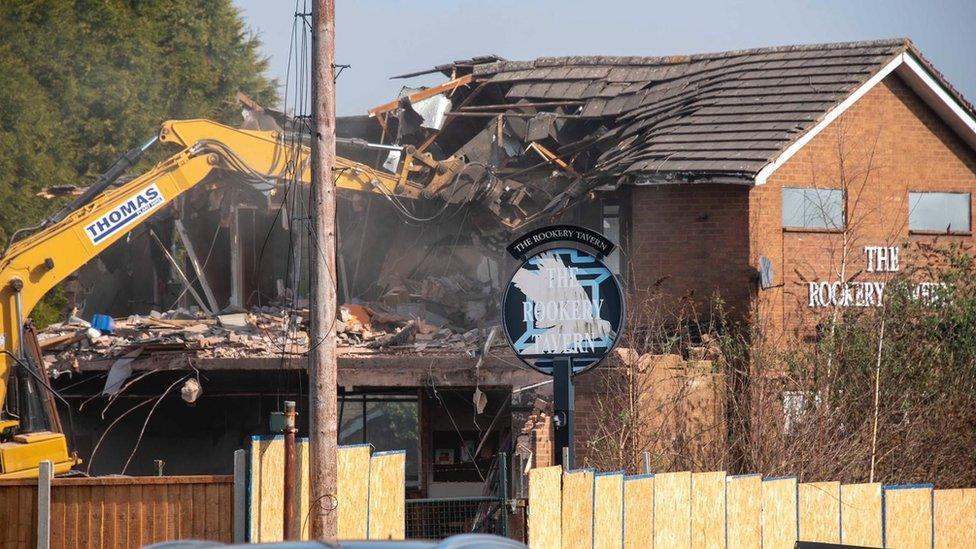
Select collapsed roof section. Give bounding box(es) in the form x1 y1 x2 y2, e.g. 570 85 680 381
366 39 941 207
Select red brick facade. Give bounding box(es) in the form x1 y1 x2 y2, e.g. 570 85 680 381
628 183 752 320
624 73 976 342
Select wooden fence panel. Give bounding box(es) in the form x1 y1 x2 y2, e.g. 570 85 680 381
337 444 371 540
561 469 594 549
0 475 232 549
726 475 761 549
653 471 691 549
593 472 623 549
367 450 406 540
528 465 562 549
799 481 840 543
761 477 797 549
934 488 976 549
0 484 36 548
691 471 726 548
840 482 882 547
884 485 933 549
622 475 653 549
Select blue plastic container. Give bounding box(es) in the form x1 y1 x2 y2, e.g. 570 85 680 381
91 314 115 334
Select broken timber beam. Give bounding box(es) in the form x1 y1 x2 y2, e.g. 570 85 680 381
368 74 474 117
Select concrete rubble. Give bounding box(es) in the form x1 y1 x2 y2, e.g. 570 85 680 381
36 301 506 375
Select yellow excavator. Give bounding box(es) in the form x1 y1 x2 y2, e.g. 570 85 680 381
0 115 477 478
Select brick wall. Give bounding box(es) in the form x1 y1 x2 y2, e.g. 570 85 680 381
751 73 976 342
623 73 976 342
628 183 754 321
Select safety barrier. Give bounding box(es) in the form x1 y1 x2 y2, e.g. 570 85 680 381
527 465 976 548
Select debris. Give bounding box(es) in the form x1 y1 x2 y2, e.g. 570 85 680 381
217 313 249 330
473 387 487 415
367 320 418 349
102 348 142 396
91 314 115 334
37 297 496 372
181 378 203 404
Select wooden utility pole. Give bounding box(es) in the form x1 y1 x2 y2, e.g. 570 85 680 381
310 0 338 540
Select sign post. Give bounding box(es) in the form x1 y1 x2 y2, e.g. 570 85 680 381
501 225 625 469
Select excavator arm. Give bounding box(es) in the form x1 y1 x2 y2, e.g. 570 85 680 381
0 118 469 478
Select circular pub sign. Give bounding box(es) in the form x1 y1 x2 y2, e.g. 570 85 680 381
501 226 625 376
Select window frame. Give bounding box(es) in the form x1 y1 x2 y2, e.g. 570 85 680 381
907 190 972 235
781 186 847 232
338 392 421 486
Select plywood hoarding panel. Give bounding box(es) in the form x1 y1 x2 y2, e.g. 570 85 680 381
884 485 933 549
623 475 653 549
367 450 406 540
561 469 594 549
692 471 726 548
761 477 797 549
653 471 692 549
799 481 840 543
249 435 284 542
934 488 976 549
593 472 624 549
727 475 761 549
337 445 371 540
840 482 882 547
529 465 563 549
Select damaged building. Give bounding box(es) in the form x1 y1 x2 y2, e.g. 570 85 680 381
34 38 976 500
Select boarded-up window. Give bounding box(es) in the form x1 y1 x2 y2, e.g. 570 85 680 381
909 192 971 233
782 187 845 230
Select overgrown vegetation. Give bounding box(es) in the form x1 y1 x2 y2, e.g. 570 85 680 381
584 242 976 488
0 0 277 324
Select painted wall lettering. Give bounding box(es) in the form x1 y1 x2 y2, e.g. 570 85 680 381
806 244 945 308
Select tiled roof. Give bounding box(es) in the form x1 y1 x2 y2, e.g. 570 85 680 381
458 39 914 181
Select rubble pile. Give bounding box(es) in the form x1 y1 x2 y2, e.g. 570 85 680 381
35 302 502 372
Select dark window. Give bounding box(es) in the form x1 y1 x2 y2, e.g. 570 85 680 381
782 187 845 230
339 393 420 485
908 192 971 233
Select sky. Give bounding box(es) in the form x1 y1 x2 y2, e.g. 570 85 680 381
233 0 976 117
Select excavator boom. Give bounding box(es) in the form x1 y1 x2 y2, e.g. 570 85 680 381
0 118 469 478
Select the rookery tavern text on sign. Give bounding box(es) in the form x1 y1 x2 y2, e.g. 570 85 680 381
807 245 945 308
502 226 624 376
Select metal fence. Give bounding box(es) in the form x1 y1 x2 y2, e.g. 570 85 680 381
406 496 506 539
405 453 510 540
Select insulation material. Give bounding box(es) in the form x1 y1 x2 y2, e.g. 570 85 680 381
653 471 692 549
761 477 798 549
593 472 624 549
337 445 371 540
691 471 726 548
367 450 406 540
884 485 933 549
623 475 654 549
726 475 761 549
934 488 976 549
799 481 840 543
840 483 882 547
561 469 594 549
248 435 308 542
529 465 563 549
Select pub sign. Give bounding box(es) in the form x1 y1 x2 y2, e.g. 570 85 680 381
501 226 625 375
